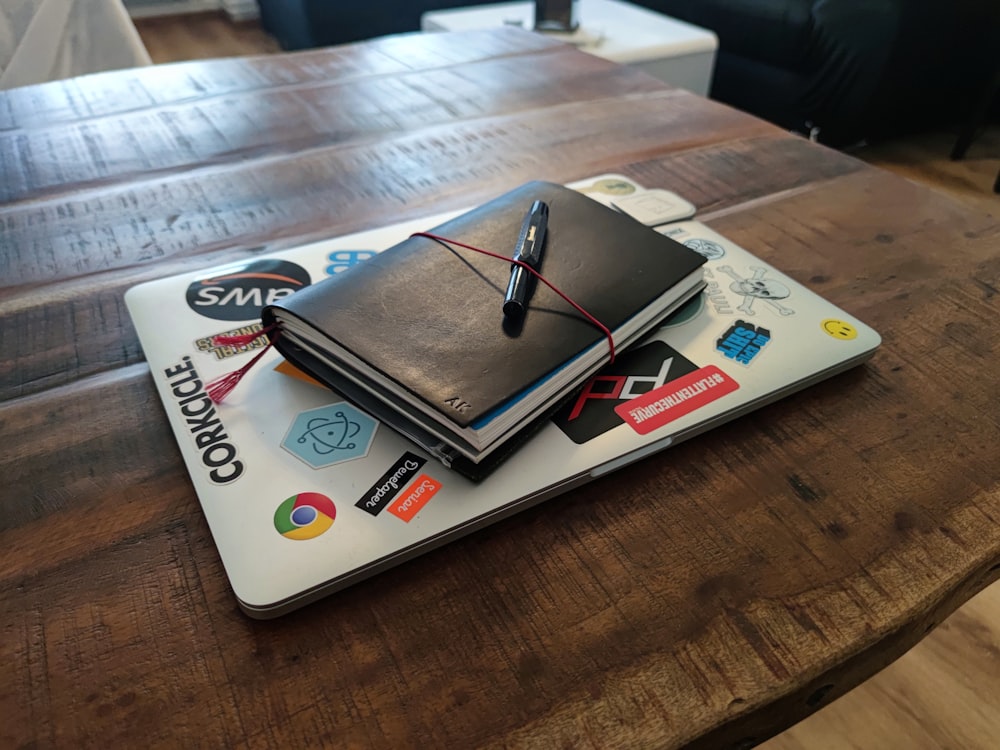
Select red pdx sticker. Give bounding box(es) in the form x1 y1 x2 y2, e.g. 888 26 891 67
614 365 738 435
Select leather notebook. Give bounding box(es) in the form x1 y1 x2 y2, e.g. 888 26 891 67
262 180 706 479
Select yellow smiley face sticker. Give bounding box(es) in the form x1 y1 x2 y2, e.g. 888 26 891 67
821 319 858 340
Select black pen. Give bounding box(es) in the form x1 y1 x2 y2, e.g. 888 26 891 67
503 200 549 319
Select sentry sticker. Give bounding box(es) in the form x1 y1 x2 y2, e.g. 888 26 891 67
614 365 739 435
387 475 442 522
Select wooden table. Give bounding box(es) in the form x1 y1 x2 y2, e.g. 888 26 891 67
2 28 998 749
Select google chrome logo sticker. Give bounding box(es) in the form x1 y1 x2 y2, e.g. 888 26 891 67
274 492 336 540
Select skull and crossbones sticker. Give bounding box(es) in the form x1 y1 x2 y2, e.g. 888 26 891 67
716 265 796 317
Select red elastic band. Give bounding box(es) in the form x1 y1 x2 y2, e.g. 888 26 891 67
207 231 618 406
411 232 616 362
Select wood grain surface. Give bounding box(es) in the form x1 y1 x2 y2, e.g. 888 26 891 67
2 28 999 749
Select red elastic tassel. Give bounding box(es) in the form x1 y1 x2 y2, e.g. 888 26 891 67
205 327 278 403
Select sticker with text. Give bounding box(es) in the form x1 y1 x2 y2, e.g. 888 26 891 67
702 268 735 316
715 320 771 365
163 356 244 484
355 452 427 517
186 259 310 321
195 323 266 361
387 475 442 522
614 365 739 435
552 341 699 444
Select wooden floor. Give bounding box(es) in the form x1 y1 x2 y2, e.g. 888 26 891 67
133 12 1000 749
134 10 281 62
858 129 1000 219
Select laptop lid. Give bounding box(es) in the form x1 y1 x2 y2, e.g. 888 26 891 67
125 175 879 617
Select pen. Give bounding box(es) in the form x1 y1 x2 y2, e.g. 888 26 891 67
503 199 549 318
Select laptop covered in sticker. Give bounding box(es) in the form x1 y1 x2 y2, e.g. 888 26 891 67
125 175 880 618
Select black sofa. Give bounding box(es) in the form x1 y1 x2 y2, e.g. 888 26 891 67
258 0 1000 147
631 0 1000 145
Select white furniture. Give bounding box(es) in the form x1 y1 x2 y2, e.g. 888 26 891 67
421 0 717 96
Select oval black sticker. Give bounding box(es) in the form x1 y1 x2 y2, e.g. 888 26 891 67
185 259 311 321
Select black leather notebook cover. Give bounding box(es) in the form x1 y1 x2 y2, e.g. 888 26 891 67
262 180 706 429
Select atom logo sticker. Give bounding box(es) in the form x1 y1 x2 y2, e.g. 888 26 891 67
282 402 377 468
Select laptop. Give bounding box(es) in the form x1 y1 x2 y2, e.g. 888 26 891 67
125 175 880 618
